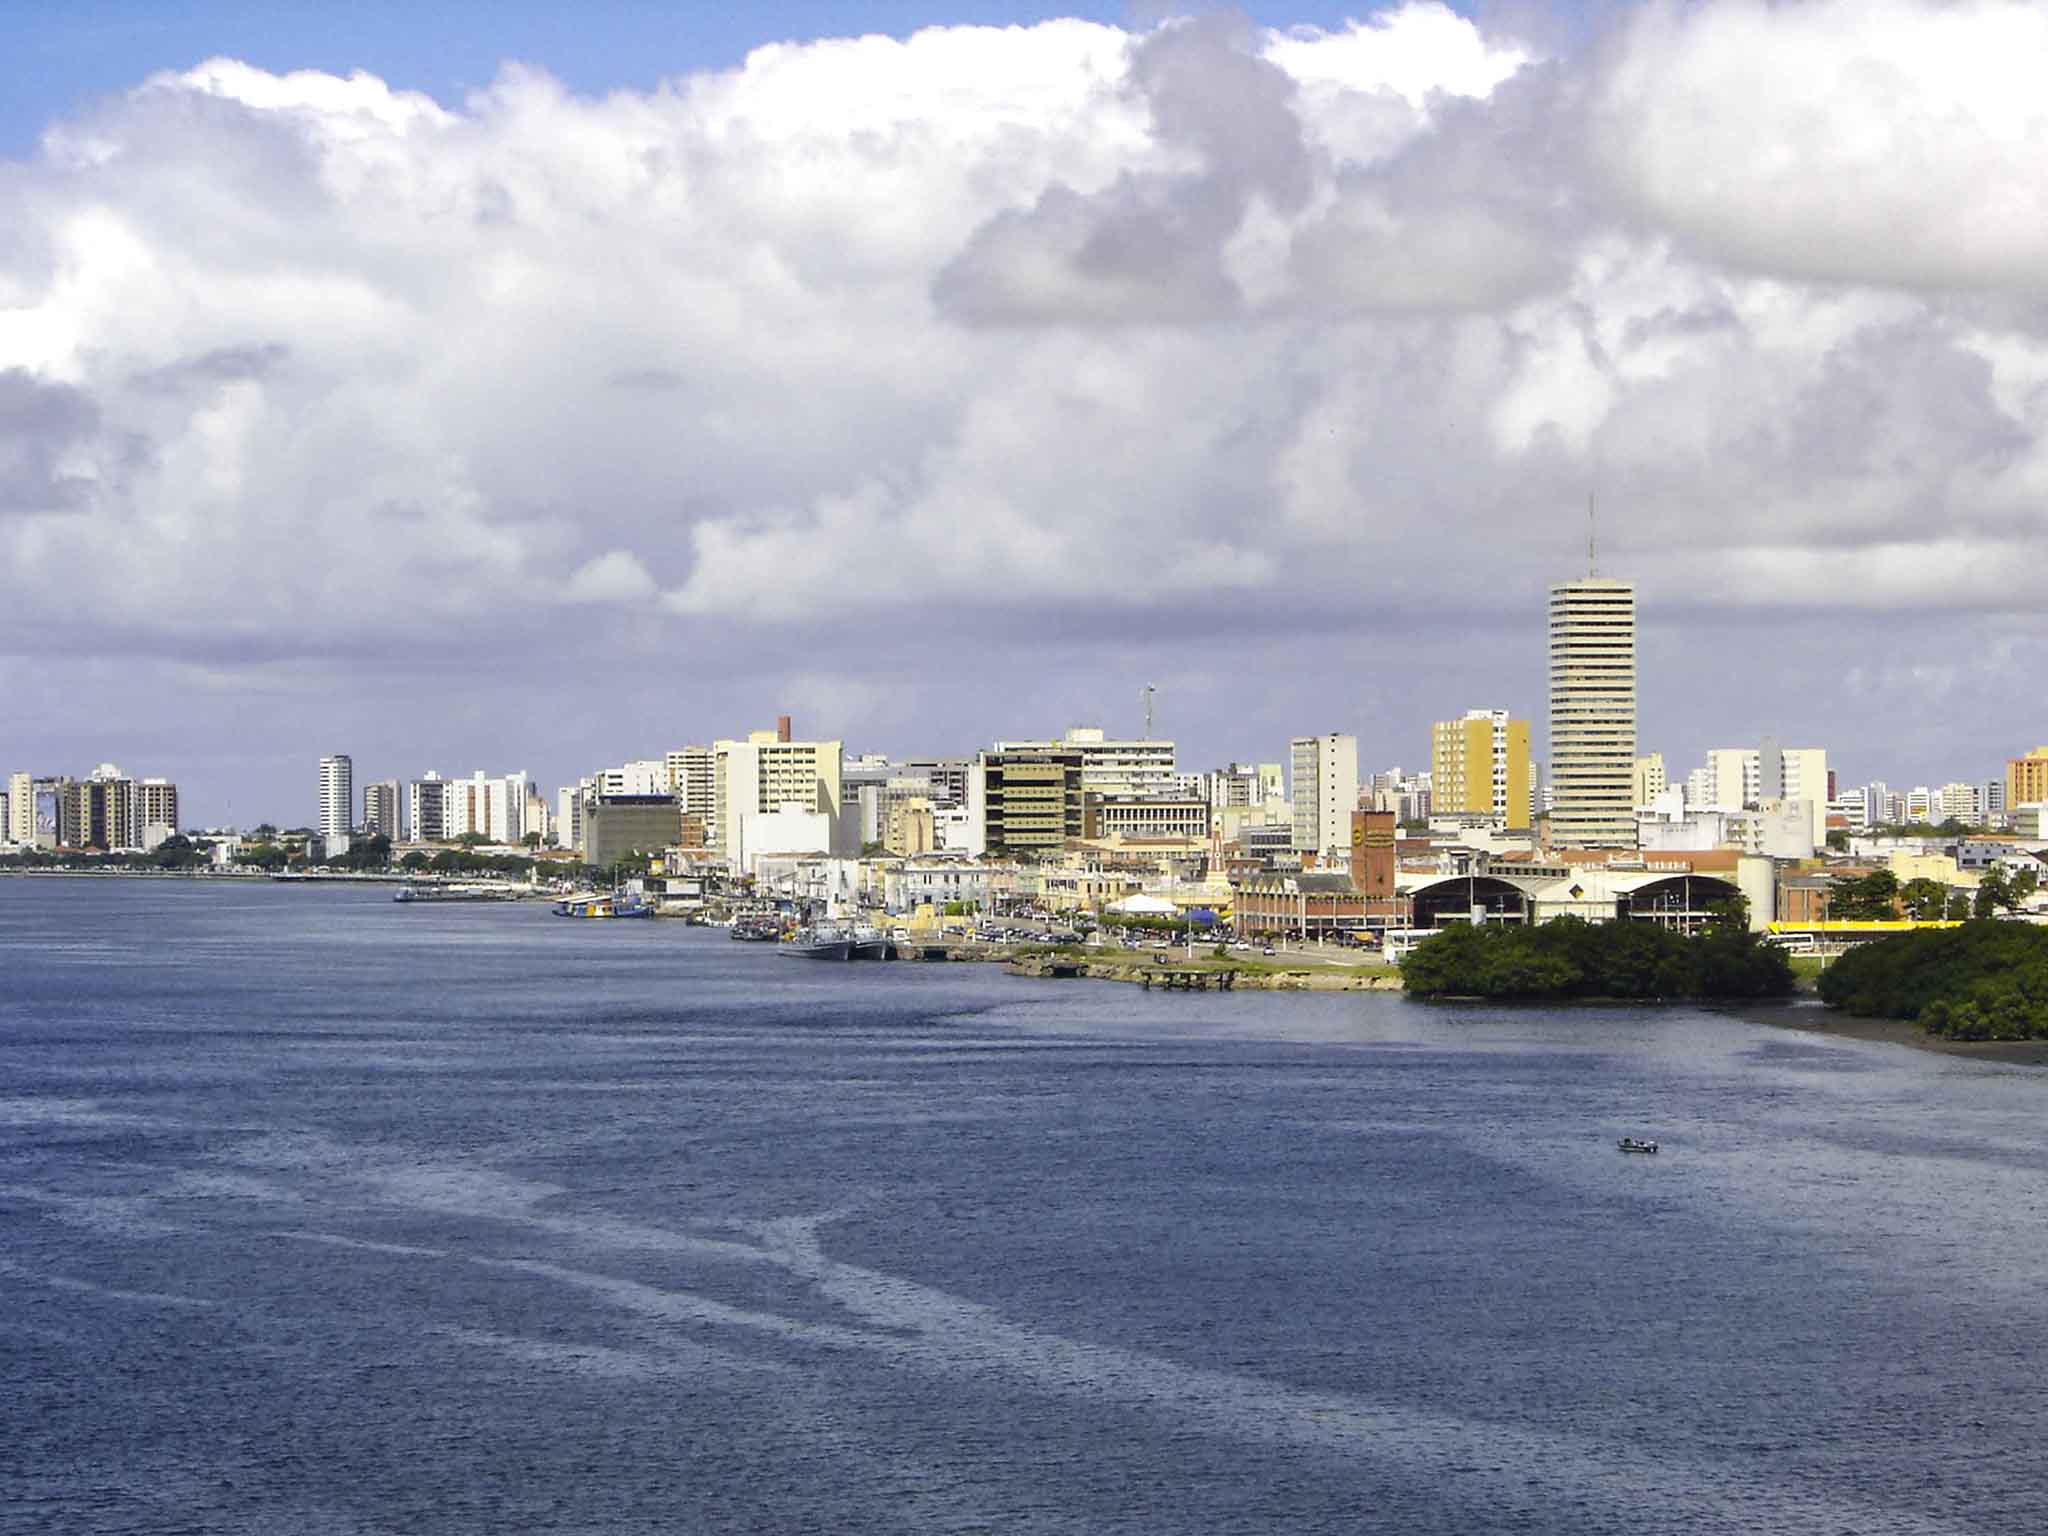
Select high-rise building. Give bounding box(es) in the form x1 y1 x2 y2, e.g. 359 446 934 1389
665 746 716 829
2006 748 2048 812
1632 753 1667 809
1289 733 1359 857
994 728 1179 800
317 756 353 841
6 771 32 844
968 748 1084 857
1936 782 1981 824
409 773 448 842
902 758 972 808
1547 577 1637 848
1430 710 1533 827
136 779 180 846
58 770 138 850
444 771 530 844
363 779 403 840
713 729 845 867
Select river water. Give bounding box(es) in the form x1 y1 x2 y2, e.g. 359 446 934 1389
2 879 2044 1534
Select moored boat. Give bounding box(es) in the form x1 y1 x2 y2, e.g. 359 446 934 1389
554 891 656 919
850 924 896 961
779 924 854 959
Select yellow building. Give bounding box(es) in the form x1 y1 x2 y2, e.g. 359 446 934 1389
1431 709 1533 828
2007 747 2048 810
1887 850 1974 889
1632 753 1666 807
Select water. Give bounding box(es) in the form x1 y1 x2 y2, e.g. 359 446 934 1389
3 879 2045 1534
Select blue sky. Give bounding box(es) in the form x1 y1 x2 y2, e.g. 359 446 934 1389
2 1 1482 157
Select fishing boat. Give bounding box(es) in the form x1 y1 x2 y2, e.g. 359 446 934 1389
849 924 896 961
554 890 656 919
779 923 854 960
729 916 783 942
1617 1137 1659 1154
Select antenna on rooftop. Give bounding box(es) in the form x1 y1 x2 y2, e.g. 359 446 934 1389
1588 491 1598 578
1142 683 1156 740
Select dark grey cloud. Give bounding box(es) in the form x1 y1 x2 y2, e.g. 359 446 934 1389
933 14 1311 326
0 370 99 514
130 342 290 394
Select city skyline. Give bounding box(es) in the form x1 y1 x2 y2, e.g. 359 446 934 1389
5 1 2046 813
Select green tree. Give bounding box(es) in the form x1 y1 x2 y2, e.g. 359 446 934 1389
522 831 542 849
1974 870 2010 918
1828 869 1900 921
1900 879 1950 922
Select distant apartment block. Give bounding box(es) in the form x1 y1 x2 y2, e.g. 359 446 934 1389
317 755 353 841
1289 733 1358 857
2006 748 2048 812
362 779 402 841
1431 710 1532 828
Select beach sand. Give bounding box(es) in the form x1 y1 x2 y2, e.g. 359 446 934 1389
1726 999 2048 1067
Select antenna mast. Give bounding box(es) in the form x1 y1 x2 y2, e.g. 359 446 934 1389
1142 683 1156 740
1587 492 1598 578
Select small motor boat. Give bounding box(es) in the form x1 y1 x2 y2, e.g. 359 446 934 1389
1617 1137 1660 1154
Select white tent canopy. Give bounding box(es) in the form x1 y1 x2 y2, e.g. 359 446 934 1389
1106 894 1177 916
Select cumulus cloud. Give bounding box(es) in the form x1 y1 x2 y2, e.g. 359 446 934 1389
3 1 2048 805
1596 0 2048 290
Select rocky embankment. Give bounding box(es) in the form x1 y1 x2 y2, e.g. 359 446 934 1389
1005 955 1403 992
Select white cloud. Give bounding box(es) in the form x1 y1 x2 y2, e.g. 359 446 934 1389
3 2 2048 800
1596 0 2048 290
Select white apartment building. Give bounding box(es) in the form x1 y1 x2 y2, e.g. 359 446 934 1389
713 730 846 868
601 760 669 797
1547 578 1637 848
665 746 716 825
1289 733 1358 858
444 770 530 844
1936 782 1981 824
317 755 353 841
1695 746 1829 846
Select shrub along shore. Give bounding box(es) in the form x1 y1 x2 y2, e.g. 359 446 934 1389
1817 921 2048 1041
1398 914 1794 1002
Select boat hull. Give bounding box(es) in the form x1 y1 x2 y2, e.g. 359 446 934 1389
779 940 854 960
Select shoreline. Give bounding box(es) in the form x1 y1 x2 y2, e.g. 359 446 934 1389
1716 999 2048 1066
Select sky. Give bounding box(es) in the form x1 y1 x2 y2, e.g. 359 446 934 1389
4 0 2046 825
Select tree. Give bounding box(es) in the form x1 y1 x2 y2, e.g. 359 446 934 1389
152 835 202 870
399 850 428 871
1828 869 1899 921
1975 869 2011 919
1899 878 1950 922
522 831 542 849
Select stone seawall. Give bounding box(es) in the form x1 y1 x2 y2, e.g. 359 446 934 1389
1005 956 1403 992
